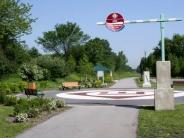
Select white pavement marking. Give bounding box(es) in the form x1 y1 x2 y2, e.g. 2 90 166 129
56 90 184 100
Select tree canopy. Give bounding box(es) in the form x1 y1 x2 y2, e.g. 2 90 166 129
0 1 131 79
0 0 35 46
137 34 184 77
37 22 89 60
0 0 35 78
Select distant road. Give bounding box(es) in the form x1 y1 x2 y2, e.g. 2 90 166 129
110 77 138 88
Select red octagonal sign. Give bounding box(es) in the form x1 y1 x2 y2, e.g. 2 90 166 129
106 13 125 32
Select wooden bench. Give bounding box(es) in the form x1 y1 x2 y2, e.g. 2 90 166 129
25 89 44 98
172 80 184 87
62 82 80 90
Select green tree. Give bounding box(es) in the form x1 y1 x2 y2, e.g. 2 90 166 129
37 22 89 60
65 56 76 74
36 55 66 78
138 34 184 77
168 54 180 76
0 0 35 47
0 0 35 77
84 38 113 67
78 55 94 77
115 51 128 71
28 47 41 58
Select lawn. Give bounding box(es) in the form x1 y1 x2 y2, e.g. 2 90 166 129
137 104 184 138
113 71 139 80
0 105 69 138
135 78 157 88
0 105 31 138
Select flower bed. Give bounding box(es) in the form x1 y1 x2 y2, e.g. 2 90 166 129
0 93 65 123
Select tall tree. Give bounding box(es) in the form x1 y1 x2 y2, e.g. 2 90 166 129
138 34 184 77
0 0 35 47
84 38 113 67
115 51 128 71
0 0 34 76
37 22 89 60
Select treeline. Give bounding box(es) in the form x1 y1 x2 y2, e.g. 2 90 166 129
0 0 131 80
137 34 184 77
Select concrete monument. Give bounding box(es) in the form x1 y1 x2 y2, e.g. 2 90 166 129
155 61 174 110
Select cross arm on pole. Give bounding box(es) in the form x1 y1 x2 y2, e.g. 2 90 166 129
97 15 183 61
96 18 183 25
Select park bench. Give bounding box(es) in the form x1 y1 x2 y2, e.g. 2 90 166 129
25 89 44 98
172 80 184 87
62 82 81 90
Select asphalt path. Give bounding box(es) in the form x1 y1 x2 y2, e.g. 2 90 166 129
110 77 138 88
16 78 140 138
17 105 138 138
16 78 184 138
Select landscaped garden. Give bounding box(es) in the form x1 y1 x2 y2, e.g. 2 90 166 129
0 92 67 138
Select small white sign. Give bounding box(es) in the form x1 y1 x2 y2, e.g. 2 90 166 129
143 71 151 87
97 71 104 77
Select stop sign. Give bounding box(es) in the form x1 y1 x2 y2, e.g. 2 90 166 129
106 13 125 32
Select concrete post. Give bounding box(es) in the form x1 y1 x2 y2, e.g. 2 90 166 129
143 71 151 88
155 61 174 110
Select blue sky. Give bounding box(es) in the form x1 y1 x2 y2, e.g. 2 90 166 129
21 0 184 68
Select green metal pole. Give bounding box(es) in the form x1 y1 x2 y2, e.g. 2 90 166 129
160 14 165 61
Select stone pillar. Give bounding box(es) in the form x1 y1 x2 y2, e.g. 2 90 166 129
155 61 174 110
143 71 151 88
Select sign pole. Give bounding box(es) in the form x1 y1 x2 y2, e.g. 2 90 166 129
97 13 183 110
97 14 183 60
160 14 165 61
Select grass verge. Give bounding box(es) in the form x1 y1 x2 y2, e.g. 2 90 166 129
135 78 156 88
0 105 70 138
137 105 184 138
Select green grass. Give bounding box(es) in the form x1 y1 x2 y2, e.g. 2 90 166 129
0 105 31 138
173 85 184 89
0 72 140 92
113 71 139 80
135 78 143 87
0 105 70 138
137 105 184 138
0 74 62 91
0 74 22 83
135 78 157 88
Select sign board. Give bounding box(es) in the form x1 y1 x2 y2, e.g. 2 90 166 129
106 13 125 32
97 71 104 77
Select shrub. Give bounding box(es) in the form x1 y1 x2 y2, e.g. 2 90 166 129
0 83 11 94
0 91 6 104
9 83 20 93
14 98 30 115
18 82 27 92
5 95 17 106
56 100 65 108
36 56 65 78
15 113 28 123
48 100 57 110
39 81 48 89
14 97 65 119
104 75 113 83
18 63 44 82
92 80 103 88
79 80 93 88
64 73 80 82
28 108 40 118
